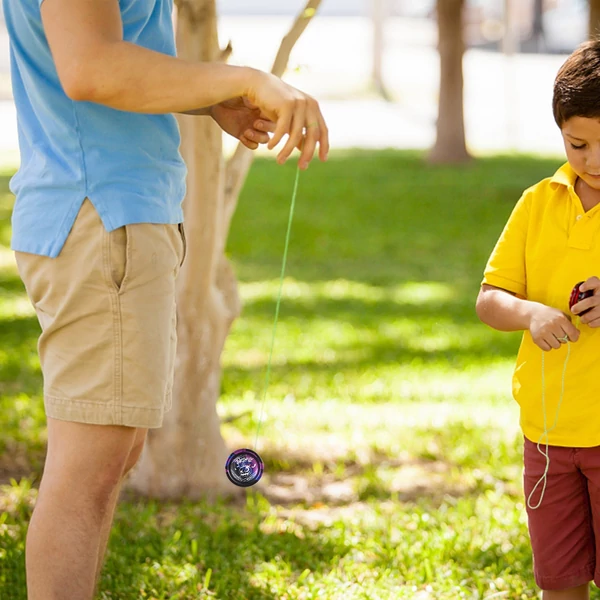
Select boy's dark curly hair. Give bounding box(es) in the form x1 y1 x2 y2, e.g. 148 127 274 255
553 39 600 128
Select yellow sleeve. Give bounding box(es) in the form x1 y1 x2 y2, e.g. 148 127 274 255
482 191 531 298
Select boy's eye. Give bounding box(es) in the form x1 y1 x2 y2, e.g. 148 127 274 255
570 143 586 150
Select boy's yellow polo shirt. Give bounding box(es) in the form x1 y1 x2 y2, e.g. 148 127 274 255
483 162 600 447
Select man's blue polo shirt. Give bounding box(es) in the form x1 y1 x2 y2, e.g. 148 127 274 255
3 0 187 258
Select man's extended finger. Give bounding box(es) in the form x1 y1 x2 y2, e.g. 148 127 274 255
316 113 329 161
298 120 320 169
277 104 306 164
268 105 293 151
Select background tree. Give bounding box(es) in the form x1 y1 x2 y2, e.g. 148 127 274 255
530 0 545 52
591 0 600 38
429 0 471 164
372 0 391 100
126 0 322 501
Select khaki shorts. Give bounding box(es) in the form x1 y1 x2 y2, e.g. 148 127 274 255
14 198 186 429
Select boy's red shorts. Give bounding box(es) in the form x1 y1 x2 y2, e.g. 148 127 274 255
524 436 600 590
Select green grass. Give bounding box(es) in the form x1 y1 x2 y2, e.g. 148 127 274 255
0 149 586 599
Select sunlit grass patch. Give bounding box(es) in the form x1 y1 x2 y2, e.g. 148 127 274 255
1 151 570 599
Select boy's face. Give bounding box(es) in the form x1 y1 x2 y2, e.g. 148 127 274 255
561 116 600 191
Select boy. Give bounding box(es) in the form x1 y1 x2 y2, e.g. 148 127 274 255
4 0 328 598
476 39 600 600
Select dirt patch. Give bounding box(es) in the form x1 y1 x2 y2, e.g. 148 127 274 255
257 458 468 508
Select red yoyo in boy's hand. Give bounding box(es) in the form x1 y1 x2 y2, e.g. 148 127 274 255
569 279 600 323
569 281 593 315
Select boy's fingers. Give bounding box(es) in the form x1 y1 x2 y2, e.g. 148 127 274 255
559 325 579 342
573 298 595 315
547 335 561 350
581 309 600 325
538 338 552 352
580 276 600 292
255 119 276 133
245 128 270 145
240 135 258 150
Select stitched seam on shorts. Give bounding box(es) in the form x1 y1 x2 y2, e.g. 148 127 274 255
102 230 123 424
538 561 595 582
45 395 164 411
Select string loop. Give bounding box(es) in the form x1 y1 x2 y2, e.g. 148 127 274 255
527 341 571 510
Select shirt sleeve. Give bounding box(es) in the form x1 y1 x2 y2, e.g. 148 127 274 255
482 191 531 298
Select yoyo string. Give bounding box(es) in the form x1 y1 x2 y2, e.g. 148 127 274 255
253 163 301 452
527 338 572 510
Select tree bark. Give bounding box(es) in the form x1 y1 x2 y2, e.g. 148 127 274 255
428 0 471 164
371 0 391 100
591 0 600 39
125 0 321 502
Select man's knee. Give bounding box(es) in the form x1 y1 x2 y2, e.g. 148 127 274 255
122 428 148 476
43 418 139 508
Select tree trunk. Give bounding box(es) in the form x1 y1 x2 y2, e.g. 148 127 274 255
530 0 545 52
371 0 391 100
125 0 322 502
591 0 600 39
428 0 471 164
124 0 237 502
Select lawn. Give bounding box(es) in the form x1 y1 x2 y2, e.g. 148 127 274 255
0 149 581 599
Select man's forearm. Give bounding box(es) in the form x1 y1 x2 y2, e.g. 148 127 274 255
69 41 256 113
180 107 213 116
475 286 537 332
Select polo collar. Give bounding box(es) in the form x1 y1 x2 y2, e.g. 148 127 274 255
549 162 577 189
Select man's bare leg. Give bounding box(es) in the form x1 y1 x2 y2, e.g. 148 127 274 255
25 417 137 600
93 427 147 595
92 478 123 595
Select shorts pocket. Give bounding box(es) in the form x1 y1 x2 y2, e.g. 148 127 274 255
178 222 187 267
109 225 130 293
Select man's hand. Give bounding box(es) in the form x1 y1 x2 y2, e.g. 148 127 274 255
528 304 580 351
244 70 329 170
40 0 329 169
208 97 276 150
571 276 600 326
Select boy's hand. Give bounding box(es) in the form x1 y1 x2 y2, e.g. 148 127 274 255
209 97 276 150
244 70 329 170
528 304 580 351
571 276 600 326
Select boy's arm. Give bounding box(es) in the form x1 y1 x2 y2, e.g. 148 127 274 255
476 284 580 350
40 0 328 166
475 284 538 331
